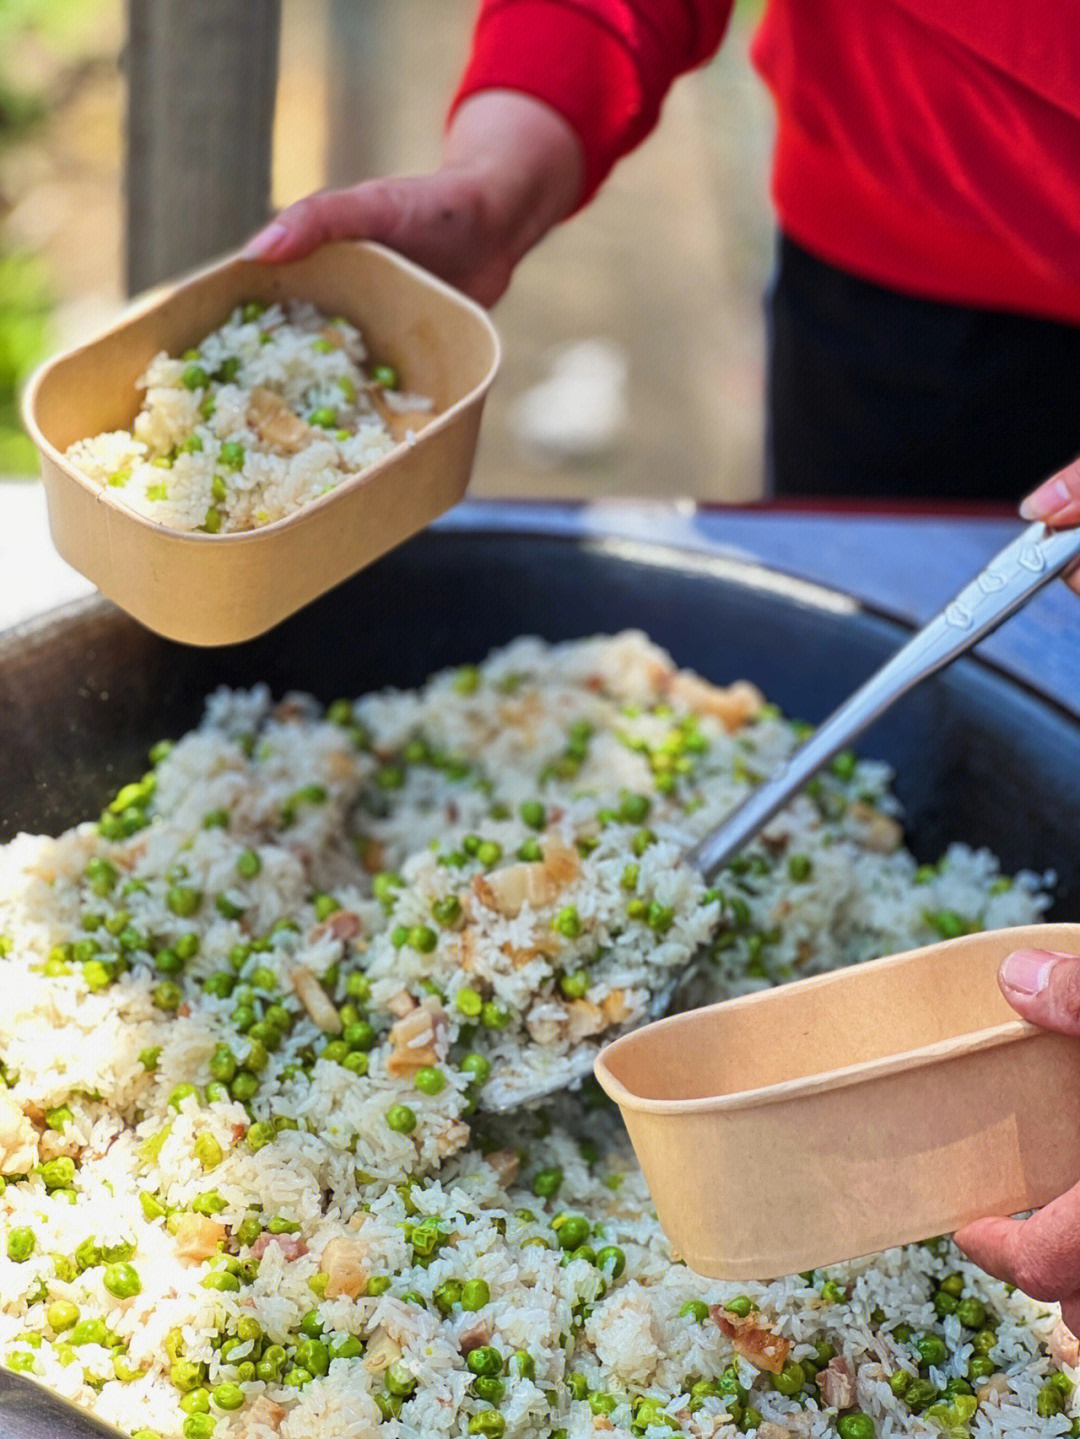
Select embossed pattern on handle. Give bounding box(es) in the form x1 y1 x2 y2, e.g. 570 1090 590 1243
687 522 1080 881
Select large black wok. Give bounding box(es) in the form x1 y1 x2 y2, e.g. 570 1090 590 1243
2 516 1079 916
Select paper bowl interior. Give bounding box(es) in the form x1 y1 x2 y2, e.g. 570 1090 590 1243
22 241 500 647
595 923 1080 1278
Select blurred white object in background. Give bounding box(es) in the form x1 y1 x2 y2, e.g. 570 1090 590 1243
510 339 629 466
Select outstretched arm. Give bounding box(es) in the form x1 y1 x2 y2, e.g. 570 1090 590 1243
243 92 584 307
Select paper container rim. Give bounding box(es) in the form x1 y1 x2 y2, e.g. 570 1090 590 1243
21 241 501 544
593 922 1072 1117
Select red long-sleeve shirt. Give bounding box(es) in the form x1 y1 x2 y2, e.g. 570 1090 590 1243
452 0 1080 324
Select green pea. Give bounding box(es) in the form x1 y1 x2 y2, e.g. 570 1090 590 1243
209 1045 237 1083
386 1104 417 1134
182 1416 216 1439
385 1359 417 1396
552 1213 590 1251
456 988 483 1018
509 1349 535 1379
167 885 202 917
169 1083 201 1110
407 925 438 954
595 1245 626 1278
7 1227 35 1262
432 895 462 927
414 1065 445 1095
230 1071 259 1102
956 1297 986 1329
181 363 209 390
72 1318 109 1347
180 1389 211 1414
618 792 651 824
38 1156 76 1191
532 1166 563 1199
309 406 337 428
295 1338 330 1376
460 1053 491 1086
103 1261 142 1298
367 1275 392 1296
461 1278 491 1311
771 1360 806 1396
211 1382 244 1411
433 1279 462 1314
47 1300 80 1332
256 1345 287 1381
475 1375 506 1403
915 1333 948 1369
202 506 223 534
194 1132 223 1170
219 441 245 469
330 1335 364 1360
343 1019 376 1052
466 1345 503 1378
553 905 581 938
787 853 813 881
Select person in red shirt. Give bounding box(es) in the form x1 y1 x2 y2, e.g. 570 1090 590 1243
243 1 1080 1318
244 0 1080 504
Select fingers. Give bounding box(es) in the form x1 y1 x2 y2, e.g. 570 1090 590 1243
997 948 1080 1033
1019 456 1080 527
241 184 406 263
955 1180 1080 1309
239 177 513 305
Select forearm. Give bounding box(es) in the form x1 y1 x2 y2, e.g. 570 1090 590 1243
442 91 585 267
452 0 733 203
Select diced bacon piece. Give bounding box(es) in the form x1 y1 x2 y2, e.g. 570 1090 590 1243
319 1236 369 1299
310 910 362 944
436 1119 471 1158
758 1425 793 1439
0 1091 38 1176
247 387 311 452
711 1305 791 1374
290 965 342 1034
243 1395 286 1432
1051 1319 1080 1369
817 1355 856 1410
600 988 632 1025
251 1230 308 1262
387 991 416 1019
847 801 903 854
362 1327 402 1373
565 998 605 1043
667 672 764 732
386 998 446 1077
472 838 580 918
484 1150 520 1186
458 1317 492 1355
174 1212 227 1262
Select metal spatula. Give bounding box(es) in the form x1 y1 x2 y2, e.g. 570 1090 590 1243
487 518 1080 1110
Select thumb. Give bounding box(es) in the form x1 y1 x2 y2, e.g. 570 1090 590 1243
998 948 1080 1033
1019 456 1080 526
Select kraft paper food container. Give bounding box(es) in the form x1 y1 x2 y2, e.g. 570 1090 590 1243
594 922 1080 1281
22 241 500 647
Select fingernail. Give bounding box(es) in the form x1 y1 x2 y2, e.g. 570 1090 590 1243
1019 476 1073 521
240 221 287 260
1000 948 1062 995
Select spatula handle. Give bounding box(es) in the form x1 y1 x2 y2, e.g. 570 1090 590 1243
687 521 1080 880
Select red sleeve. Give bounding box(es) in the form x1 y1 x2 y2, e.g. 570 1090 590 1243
450 0 733 205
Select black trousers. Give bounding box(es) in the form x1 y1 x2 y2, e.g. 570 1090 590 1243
766 235 1080 503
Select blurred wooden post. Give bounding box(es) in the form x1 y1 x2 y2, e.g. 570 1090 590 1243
125 0 282 295
326 0 380 187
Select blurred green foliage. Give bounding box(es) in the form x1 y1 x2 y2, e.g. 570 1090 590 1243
0 0 83 473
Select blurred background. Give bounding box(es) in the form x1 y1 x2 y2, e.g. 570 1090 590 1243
0 0 773 501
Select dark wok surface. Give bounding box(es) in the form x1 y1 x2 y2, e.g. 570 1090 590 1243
2 523 1078 915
